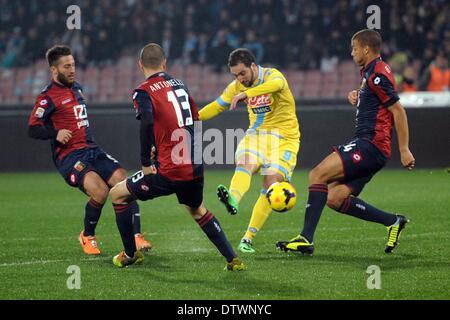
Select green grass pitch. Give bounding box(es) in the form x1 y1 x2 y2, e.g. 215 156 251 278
0 169 449 300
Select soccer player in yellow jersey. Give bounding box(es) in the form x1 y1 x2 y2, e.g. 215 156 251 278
199 48 300 253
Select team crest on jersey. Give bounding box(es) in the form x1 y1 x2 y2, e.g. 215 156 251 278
74 161 86 172
140 184 149 191
351 151 363 164
39 99 48 106
35 107 45 118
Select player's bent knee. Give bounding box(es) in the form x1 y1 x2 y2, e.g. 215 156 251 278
236 155 258 171
108 168 128 186
110 180 130 204
308 166 325 184
90 186 109 204
114 170 128 181
185 203 207 220
326 196 344 210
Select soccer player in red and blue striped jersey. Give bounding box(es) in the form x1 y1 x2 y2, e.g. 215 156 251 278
277 29 415 255
110 43 245 270
28 45 151 255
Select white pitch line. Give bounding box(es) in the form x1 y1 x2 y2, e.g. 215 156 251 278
2 227 371 242
0 231 447 268
0 256 111 268
0 259 66 267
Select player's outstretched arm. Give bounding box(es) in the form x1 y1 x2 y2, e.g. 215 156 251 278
198 100 226 121
388 102 415 170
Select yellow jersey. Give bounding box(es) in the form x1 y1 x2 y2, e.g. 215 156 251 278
199 66 300 141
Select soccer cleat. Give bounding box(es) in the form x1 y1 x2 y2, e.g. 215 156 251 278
217 184 239 215
79 230 101 255
385 215 410 253
135 233 152 252
276 234 314 256
224 257 246 271
237 239 256 253
113 250 144 268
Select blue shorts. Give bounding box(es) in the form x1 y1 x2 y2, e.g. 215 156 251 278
333 138 387 196
56 147 122 191
126 171 204 208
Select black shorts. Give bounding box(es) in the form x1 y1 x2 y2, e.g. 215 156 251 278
126 171 204 208
333 138 387 196
56 147 122 191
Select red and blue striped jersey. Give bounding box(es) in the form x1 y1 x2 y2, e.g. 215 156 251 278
133 72 202 181
28 81 96 162
356 57 399 158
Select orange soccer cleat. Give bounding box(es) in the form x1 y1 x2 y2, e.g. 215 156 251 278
79 230 101 255
135 233 152 251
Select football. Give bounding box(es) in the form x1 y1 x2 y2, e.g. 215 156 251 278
266 181 297 212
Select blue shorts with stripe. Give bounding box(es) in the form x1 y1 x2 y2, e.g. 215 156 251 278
55 147 122 191
126 171 204 208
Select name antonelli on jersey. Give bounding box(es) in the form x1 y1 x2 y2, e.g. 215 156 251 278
148 77 185 92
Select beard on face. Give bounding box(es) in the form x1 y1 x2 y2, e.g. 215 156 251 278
242 68 255 87
57 72 74 87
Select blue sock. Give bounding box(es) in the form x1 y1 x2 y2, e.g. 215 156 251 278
129 201 142 235
83 199 104 236
301 184 328 243
113 203 136 257
196 211 236 263
338 197 397 226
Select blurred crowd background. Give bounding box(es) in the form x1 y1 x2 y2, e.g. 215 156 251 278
0 0 449 104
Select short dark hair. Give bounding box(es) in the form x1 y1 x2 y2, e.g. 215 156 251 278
228 48 256 68
352 29 382 53
46 45 72 67
139 43 166 69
